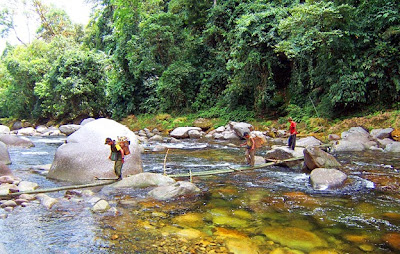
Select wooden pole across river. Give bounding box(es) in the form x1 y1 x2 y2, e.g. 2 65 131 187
0 156 304 198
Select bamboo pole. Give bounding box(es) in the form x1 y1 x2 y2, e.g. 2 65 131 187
0 180 116 199
169 156 304 178
163 149 170 175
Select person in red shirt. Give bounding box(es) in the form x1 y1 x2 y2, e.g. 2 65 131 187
288 117 297 150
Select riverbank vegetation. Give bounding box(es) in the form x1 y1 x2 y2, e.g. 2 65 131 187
0 0 399 130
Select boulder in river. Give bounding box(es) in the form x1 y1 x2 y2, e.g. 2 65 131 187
309 168 347 190
148 181 201 201
0 134 35 148
303 146 341 171
0 142 11 165
48 118 143 184
112 173 175 188
265 146 303 168
333 127 377 152
170 127 202 139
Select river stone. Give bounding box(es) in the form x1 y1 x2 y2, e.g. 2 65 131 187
0 142 11 165
370 128 394 140
172 212 204 228
265 146 304 168
152 145 167 152
0 125 10 134
148 181 200 200
223 131 240 140
0 184 17 195
188 129 202 139
48 118 143 183
176 228 207 240
17 127 36 136
0 134 35 148
310 168 347 190
91 199 111 212
0 175 14 183
303 147 341 171
0 161 12 175
1 200 17 208
17 181 38 192
229 122 253 138
377 138 395 148
263 226 328 251
80 118 96 126
170 127 202 139
112 173 175 188
384 142 400 153
225 238 260 254
59 124 81 136
334 127 377 152
296 136 323 148
328 134 340 141
148 135 163 142
36 194 58 209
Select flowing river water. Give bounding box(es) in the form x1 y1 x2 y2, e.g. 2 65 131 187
1 136 400 253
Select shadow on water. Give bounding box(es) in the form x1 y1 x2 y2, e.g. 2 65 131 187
1 137 400 253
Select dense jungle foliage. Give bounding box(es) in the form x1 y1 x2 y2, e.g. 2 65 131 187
0 0 399 124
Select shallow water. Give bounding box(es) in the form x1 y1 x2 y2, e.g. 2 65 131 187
1 137 400 253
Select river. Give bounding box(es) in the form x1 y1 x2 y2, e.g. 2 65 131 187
1 136 400 253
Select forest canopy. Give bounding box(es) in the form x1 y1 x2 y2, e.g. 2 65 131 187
0 0 399 123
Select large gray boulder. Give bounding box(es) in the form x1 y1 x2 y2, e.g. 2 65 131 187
303 147 341 171
0 142 11 165
296 136 323 148
229 122 253 137
310 168 347 190
333 127 377 152
370 128 394 140
0 134 35 148
48 118 143 183
0 162 12 176
0 125 10 134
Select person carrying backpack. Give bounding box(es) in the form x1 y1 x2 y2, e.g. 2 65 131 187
240 132 255 166
105 137 124 180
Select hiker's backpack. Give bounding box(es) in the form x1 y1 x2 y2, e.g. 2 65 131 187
252 135 266 149
117 136 131 155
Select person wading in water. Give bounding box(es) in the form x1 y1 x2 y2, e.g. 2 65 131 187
240 132 255 166
105 137 124 180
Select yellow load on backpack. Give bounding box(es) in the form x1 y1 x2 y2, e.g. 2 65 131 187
252 135 266 148
117 136 131 155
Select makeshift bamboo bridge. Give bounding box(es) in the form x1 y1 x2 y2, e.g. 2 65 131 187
0 156 304 198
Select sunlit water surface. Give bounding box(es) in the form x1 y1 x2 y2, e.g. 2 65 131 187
1 136 400 253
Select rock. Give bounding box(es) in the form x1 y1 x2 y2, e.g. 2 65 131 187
175 228 207 240
47 118 143 183
0 135 35 148
225 238 260 254
0 125 10 134
0 175 14 183
15 198 28 205
80 118 96 126
263 226 328 252
0 184 17 195
254 156 265 165
223 131 240 140
296 136 323 147
334 127 377 152
170 127 202 139
91 199 111 212
265 146 304 168
172 212 204 228
309 168 347 190
0 162 12 175
11 121 23 131
148 135 163 142
377 138 395 148
17 127 36 136
328 134 340 141
59 124 81 135
188 129 202 139
215 126 225 132
148 181 200 200
384 142 400 153
1 200 17 208
152 145 167 152
112 173 175 188
193 118 213 131
17 181 38 192
35 125 49 134
229 122 253 137
370 128 394 140
303 147 341 171
18 194 35 200
36 194 58 209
